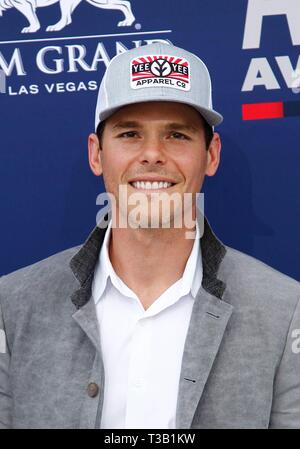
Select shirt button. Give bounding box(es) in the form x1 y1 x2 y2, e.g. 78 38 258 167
133 379 143 388
87 382 99 398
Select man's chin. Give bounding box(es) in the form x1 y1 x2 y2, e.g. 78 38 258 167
126 209 183 230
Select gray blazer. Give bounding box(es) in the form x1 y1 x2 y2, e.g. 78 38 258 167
1 212 300 429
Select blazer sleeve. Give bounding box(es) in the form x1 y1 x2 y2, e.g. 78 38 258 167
270 294 300 428
0 295 12 429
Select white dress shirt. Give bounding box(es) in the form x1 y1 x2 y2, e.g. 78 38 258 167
92 219 203 429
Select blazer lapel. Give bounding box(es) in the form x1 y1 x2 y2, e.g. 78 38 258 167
69 210 110 349
176 288 233 428
72 298 101 351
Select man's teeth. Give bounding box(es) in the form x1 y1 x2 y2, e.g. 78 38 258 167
131 181 173 189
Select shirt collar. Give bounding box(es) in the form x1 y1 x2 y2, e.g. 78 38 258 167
92 217 113 304
182 220 202 298
92 219 202 305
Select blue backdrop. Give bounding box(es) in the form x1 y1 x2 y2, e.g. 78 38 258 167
1 0 300 281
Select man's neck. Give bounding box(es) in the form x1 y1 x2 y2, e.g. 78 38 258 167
108 224 196 310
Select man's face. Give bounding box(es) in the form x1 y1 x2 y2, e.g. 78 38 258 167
89 101 221 228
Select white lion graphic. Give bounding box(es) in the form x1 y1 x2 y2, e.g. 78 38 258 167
0 0 135 33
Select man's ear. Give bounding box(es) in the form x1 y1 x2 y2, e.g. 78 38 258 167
88 133 103 176
205 132 221 177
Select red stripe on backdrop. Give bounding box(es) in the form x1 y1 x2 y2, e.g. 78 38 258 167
242 102 284 120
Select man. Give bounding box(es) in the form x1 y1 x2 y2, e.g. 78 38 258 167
1 43 300 429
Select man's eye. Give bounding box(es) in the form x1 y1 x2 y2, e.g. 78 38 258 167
171 132 190 140
118 131 138 138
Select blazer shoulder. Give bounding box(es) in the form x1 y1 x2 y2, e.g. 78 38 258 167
220 245 300 308
0 245 81 306
219 246 300 361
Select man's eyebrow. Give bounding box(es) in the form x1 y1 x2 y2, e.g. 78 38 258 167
165 123 200 133
111 121 201 133
112 121 142 130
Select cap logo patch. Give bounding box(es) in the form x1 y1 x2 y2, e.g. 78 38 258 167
130 55 190 91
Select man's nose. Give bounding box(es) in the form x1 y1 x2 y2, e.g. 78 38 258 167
138 136 167 165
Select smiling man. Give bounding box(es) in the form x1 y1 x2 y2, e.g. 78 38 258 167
88 101 220 311
1 43 300 429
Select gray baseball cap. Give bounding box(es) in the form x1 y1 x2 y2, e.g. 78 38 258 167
94 42 223 131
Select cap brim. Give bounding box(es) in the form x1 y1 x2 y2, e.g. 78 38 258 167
96 98 223 130
193 105 223 126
